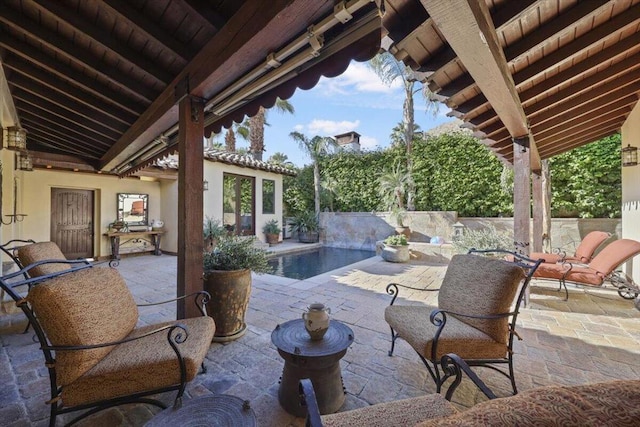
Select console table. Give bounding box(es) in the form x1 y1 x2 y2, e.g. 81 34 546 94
104 230 164 260
271 318 354 417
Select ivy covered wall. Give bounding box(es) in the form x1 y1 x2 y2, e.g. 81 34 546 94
283 132 622 219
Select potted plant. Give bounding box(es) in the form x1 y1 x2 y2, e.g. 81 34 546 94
262 219 281 246
381 234 410 263
289 211 320 243
203 235 272 342
390 207 410 239
379 164 411 239
203 216 227 252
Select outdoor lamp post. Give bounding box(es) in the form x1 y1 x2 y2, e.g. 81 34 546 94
452 222 465 241
622 144 638 167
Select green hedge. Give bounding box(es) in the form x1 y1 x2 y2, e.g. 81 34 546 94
283 132 621 218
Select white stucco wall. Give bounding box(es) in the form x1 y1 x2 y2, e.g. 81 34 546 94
18 169 161 258
621 102 640 282
204 161 283 243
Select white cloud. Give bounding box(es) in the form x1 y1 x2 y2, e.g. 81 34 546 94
307 119 360 136
359 135 379 149
293 124 304 131
316 61 401 96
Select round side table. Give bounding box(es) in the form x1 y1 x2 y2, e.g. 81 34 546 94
145 394 256 427
271 318 354 417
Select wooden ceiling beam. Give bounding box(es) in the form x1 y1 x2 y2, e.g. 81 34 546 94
454 0 609 112
30 0 171 85
420 0 529 139
20 116 111 151
535 107 632 142
499 119 624 157
181 0 227 30
531 78 640 126
26 128 102 159
101 0 193 63
442 1 640 105
30 150 100 171
16 105 114 149
0 3 158 103
488 96 637 150
9 78 130 134
3 55 136 126
524 55 640 115
514 2 640 86
0 33 147 115
100 0 326 171
538 126 622 159
12 88 124 140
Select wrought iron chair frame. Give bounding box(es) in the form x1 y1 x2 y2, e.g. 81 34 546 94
0 260 211 427
386 249 541 395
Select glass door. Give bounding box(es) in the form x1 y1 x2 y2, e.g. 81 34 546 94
223 173 255 236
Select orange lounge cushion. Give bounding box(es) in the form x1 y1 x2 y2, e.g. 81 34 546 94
27 267 139 386
529 252 563 264
61 316 215 407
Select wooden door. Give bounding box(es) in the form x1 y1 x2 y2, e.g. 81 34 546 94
51 188 94 259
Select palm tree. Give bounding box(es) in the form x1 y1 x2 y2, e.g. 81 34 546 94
369 52 439 210
224 127 236 152
267 152 294 168
289 131 338 216
378 163 411 228
248 97 295 161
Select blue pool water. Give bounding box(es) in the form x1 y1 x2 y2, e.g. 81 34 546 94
267 247 376 280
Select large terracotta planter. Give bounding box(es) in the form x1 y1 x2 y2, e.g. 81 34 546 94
265 233 279 245
203 268 252 342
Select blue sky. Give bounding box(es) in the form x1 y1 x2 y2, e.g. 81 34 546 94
235 60 455 167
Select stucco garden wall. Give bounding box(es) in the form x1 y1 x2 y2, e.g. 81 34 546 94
621 101 640 283
320 212 621 254
18 169 162 258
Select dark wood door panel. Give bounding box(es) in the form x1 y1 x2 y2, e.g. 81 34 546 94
51 188 94 259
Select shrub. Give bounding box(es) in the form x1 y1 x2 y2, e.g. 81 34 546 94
384 234 408 246
452 225 513 254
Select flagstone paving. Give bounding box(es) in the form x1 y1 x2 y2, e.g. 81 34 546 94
1 252 639 426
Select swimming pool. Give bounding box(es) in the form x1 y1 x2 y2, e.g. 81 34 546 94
267 246 376 280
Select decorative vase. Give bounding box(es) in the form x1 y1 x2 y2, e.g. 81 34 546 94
151 219 164 230
203 268 252 342
302 303 331 340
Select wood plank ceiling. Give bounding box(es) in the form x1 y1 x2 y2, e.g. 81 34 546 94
382 0 640 165
0 0 381 175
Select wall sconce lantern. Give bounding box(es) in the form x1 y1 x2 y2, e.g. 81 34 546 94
16 151 33 171
203 180 209 191
452 221 465 241
5 127 27 151
622 144 638 167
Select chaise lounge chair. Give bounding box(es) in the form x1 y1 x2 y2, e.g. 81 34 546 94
528 230 610 264
533 238 640 300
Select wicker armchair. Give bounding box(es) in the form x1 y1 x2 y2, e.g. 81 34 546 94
0 260 214 426
385 250 541 395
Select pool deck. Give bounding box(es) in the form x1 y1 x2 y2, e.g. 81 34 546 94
1 251 639 426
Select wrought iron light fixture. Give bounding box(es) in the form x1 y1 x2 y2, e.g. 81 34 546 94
203 180 209 191
622 144 638 167
5 127 27 151
16 151 33 171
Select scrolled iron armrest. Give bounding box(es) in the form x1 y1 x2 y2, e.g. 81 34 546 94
41 323 189 351
386 282 440 306
299 378 323 427
440 353 497 400
137 291 211 316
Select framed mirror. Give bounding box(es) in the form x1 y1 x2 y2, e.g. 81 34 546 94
117 193 148 226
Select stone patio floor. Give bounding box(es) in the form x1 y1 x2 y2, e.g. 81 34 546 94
1 251 639 426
